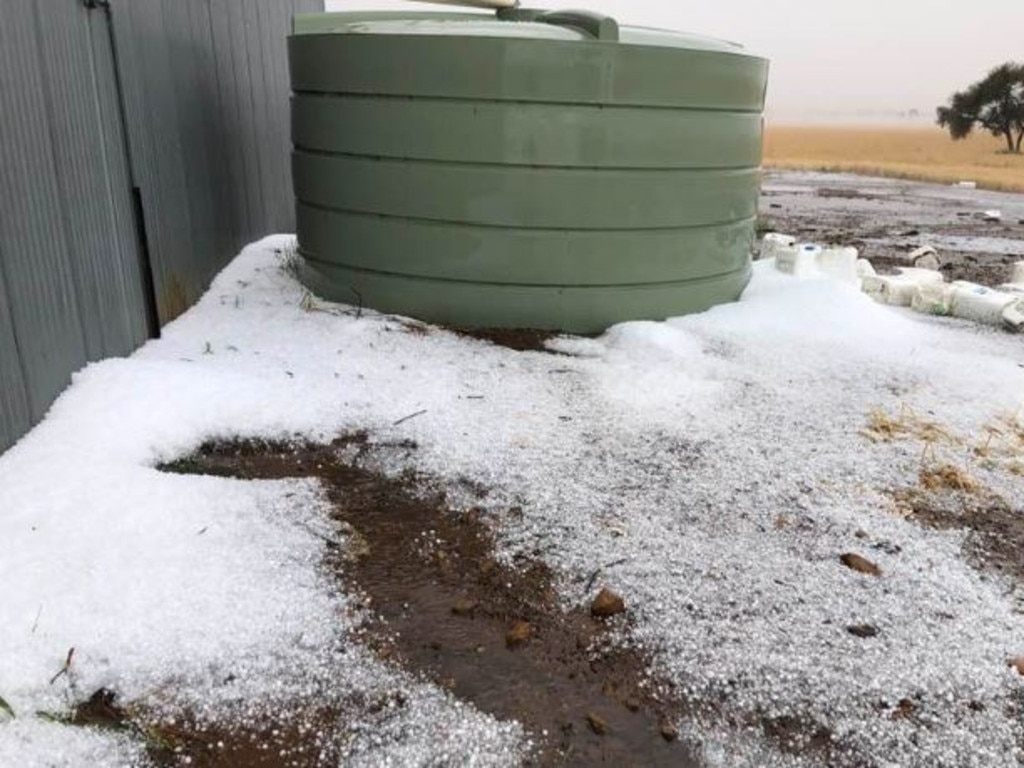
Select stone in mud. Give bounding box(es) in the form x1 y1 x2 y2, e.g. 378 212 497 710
660 722 679 742
891 698 916 720
591 588 626 618
451 598 478 617
840 553 881 577
343 529 371 562
586 712 608 735
625 697 641 712
506 621 532 648
847 624 880 638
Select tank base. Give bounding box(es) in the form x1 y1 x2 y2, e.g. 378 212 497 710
300 256 751 334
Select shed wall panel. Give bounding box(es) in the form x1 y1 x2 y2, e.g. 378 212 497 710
0 249 31 454
0 0 320 455
0 3 89 421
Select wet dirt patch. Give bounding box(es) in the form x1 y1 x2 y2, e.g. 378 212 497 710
444 327 568 353
865 405 1024 584
896 485 1024 585
55 687 337 768
155 435 698 767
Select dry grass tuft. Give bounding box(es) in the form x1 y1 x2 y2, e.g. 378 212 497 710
764 126 1024 192
974 410 1024 459
861 405 954 445
919 463 980 494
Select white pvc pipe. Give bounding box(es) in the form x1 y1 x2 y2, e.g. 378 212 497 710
405 0 519 9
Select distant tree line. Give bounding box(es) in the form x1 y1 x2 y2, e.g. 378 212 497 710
937 63 1024 154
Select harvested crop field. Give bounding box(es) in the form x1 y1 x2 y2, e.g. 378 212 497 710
765 126 1024 192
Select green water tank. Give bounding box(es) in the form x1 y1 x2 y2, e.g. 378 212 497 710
289 9 769 333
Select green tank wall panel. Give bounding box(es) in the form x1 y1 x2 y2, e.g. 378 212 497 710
290 10 769 332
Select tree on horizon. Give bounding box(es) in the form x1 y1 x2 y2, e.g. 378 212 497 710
937 63 1024 154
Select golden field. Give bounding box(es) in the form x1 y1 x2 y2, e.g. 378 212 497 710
763 125 1024 192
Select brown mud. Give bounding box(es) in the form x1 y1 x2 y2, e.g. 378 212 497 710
140 435 697 767
445 327 564 352
896 485 1024 585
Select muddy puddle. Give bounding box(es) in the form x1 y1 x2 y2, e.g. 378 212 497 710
152 435 696 767
761 171 1024 287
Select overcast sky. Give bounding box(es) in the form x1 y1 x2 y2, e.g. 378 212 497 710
323 0 1023 124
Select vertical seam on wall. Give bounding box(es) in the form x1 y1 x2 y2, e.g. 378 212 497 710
221 1 250 235
205 0 237 253
0 239 33 428
30 2 90 361
242 2 266 227
85 6 132 353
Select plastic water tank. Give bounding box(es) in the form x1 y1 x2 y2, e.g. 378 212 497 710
289 9 769 332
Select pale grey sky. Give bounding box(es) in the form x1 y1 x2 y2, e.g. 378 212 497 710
323 0 1023 124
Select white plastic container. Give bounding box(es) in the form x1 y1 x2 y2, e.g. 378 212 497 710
775 243 822 278
911 282 953 316
908 245 941 271
817 246 860 285
1012 262 1024 284
761 233 797 261
949 282 1017 326
862 268 946 306
856 259 876 278
1003 299 1024 332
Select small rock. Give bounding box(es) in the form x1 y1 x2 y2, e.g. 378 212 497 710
909 245 941 271
343 530 371 562
624 697 641 712
840 553 881 577
854 530 868 540
1008 656 1024 676
591 587 626 618
506 621 532 648
586 712 608 735
891 698 916 720
451 598 478 617
660 722 679 742
872 540 902 555
847 624 880 638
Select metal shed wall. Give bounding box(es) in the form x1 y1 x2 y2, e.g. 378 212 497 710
112 0 320 323
0 0 320 455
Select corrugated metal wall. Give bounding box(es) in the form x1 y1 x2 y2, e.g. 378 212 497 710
112 0 318 323
0 0 320 454
0 1 147 440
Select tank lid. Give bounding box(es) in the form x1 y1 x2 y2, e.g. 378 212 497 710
293 10 747 54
